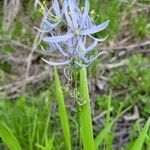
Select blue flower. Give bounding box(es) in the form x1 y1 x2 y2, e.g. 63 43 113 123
36 0 64 32
40 0 110 67
43 0 109 43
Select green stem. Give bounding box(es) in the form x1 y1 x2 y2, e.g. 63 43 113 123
79 67 95 150
54 67 71 150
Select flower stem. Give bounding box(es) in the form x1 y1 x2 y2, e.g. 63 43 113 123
54 66 71 150
79 67 95 150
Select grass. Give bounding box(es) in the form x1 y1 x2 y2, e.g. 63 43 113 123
0 96 61 150
94 105 133 149
130 117 150 150
109 54 150 107
0 122 21 150
0 76 149 150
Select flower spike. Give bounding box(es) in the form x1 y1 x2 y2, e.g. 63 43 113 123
38 0 109 67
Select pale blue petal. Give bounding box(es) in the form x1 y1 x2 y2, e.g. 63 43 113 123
86 40 98 51
81 56 90 63
50 43 58 52
78 39 86 52
35 27 51 33
68 0 78 28
75 61 89 67
81 20 110 35
63 1 74 28
86 16 94 28
43 33 74 43
81 0 90 28
90 51 108 62
78 39 98 55
83 0 90 17
79 36 108 54
89 35 108 42
52 0 60 16
40 44 57 53
42 19 59 30
55 43 68 56
42 58 71 66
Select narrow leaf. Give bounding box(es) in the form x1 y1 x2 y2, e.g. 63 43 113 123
130 117 150 150
54 67 71 150
95 105 132 149
79 67 95 150
0 122 21 150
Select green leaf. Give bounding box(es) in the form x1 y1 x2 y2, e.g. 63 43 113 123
0 122 21 150
54 67 71 150
130 117 150 150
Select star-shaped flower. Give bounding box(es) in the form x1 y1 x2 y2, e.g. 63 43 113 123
39 0 109 67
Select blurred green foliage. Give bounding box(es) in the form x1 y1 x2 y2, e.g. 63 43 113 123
131 13 149 39
96 54 150 120
0 96 56 150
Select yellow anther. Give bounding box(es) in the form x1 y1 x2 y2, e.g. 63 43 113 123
38 0 47 13
55 16 60 21
43 0 46 5
74 29 80 36
90 10 96 15
39 4 45 13
81 7 84 12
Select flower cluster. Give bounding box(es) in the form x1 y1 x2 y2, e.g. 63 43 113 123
38 0 109 67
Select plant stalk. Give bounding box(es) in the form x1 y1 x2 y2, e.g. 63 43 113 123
79 67 95 150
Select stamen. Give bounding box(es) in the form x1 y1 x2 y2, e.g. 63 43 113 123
55 16 60 21
90 10 96 15
74 29 80 36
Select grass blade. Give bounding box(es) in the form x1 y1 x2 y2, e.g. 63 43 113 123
29 108 38 150
130 117 150 150
42 109 51 144
79 67 95 150
45 135 54 150
35 135 54 150
106 93 111 126
105 93 113 150
0 121 21 150
54 67 71 150
95 105 132 149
